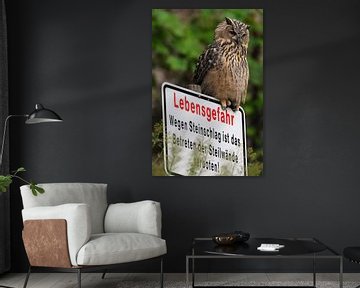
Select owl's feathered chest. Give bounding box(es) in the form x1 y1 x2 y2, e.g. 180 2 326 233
216 42 247 72
193 40 249 91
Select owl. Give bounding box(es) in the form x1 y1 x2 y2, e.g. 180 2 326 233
193 17 250 111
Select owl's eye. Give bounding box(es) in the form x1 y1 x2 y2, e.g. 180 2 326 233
241 33 247 38
229 30 236 36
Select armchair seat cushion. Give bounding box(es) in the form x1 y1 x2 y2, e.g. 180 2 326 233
76 233 167 266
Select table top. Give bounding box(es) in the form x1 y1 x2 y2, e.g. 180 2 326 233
190 237 340 258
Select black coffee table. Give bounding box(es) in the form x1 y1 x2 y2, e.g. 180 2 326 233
186 237 342 288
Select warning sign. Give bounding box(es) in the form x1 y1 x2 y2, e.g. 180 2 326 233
161 82 247 176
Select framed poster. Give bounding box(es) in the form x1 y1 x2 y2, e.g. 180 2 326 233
152 9 263 176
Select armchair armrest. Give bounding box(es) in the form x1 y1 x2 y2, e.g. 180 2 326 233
104 200 162 237
22 203 91 266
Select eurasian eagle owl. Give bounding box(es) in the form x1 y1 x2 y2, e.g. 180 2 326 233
193 17 250 111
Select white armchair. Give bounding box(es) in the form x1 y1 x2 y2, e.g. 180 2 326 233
20 183 166 288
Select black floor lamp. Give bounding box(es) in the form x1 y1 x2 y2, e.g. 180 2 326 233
0 103 62 288
0 103 63 167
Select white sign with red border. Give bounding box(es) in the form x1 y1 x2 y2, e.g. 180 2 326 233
161 82 247 176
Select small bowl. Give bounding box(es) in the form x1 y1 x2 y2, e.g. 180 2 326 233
233 231 250 242
212 234 237 245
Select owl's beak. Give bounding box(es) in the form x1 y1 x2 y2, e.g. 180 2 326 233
232 36 240 45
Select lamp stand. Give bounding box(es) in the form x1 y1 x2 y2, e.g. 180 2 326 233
0 114 27 169
1 115 27 288
0 105 62 287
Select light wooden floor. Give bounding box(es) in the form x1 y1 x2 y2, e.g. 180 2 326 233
0 273 358 288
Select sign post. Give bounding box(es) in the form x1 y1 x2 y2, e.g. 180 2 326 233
161 82 247 176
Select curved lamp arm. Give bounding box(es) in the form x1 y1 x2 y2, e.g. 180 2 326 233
0 114 28 169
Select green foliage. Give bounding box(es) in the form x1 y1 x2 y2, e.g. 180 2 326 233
247 147 263 176
152 121 166 176
152 154 166 176
152 9 263 176
187 138 207 176
0 175 12 192
0 167 44 196
30 181 45 196
151 130 263 176
152 9 203 73
152 120 164 153
15 167 26 173
167 136 182 172
220 164 233 176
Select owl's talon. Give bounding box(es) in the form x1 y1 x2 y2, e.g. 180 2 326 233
220 100 227 110
231 104 240 112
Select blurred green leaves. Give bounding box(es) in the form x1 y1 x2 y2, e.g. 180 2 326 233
0 175 12 192
30 181 45 196
152 120 164 154
152 9 203 73
0 167 44 196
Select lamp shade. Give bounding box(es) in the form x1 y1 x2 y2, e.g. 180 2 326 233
25 104 63 124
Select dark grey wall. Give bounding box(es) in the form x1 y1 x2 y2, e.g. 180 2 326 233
5 0 360 273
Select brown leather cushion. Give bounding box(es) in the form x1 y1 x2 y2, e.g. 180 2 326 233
23 219 71 268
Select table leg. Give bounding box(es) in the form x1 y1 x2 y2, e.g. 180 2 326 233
339 257 343 288
313 254 316 287
186 257 189 288
192 247 195 288
192 257 195 288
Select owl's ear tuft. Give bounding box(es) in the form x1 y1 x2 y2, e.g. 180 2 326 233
246 25 250 30
225 17 234 26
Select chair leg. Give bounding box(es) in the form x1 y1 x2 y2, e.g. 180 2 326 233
160 257 164 288
23 266 31 288
101 270 107 279
77 268 81 288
